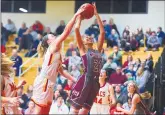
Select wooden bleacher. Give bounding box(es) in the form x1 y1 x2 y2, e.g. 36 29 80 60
5 35 164 91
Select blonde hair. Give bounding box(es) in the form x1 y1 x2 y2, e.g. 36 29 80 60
1 54 14 75
37 34 49 57
136 66 144 77
128 81 139 94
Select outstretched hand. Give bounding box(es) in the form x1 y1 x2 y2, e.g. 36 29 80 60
92 2 98 15
75 8 85 16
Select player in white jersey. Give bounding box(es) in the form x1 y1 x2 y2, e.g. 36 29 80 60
90 69 116 114
31 8 85 114
1 54 26 115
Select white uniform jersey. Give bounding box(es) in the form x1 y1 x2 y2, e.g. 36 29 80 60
2 76 21 114
94 82 110 105
90 82 110 114
31 48 62 107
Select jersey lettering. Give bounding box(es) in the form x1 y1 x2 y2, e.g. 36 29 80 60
97 91 105 97
72 90 79 97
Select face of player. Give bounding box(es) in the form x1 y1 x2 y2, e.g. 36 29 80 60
99 70 107 80
47 34 57 44
127 82 136 94
83 35 94 45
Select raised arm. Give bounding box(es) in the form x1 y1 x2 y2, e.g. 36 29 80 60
109 85 116 107
58 66 76 83
74 15 86 56
93 3 105 52
50 8 84 53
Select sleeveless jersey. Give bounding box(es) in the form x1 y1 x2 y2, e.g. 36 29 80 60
86 49 103 78
32 48 62 107
94 82 110 105
2 76 21 114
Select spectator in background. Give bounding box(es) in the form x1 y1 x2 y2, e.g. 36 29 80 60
1 22 7 44
120 32 130 51
70 65 81 80
109 18 120 37
109 46 122 66
114 85 128 105
136 66 150 93
85 19 99 41
55 20 65 36
64 80 74 96
5 19 16 40
10 49 23 76
103 57 117 77
124 64 136 79
122 26 130 37
25 33 42 57
137 27 144 46
145 53 154 73
68 50 81 72
107 29 119 48
103 57 117 71
15 22 28 45
157 27 165 46
24 101 35 114
18 28 33 52
49 96 69 114
1 23 7 53
56 84 68 102
32 20 44 34
43 27 54 36
108 66 127 86
101 48 107 64
103 20 111 41
133 58 141 71
122 55 134 69
145 31 160 51
129 32 138 51
54 90 61 101
65 42 79 57
144 28 152 47
29 26 38 41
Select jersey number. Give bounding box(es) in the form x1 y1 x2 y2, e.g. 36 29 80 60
94 97 102 104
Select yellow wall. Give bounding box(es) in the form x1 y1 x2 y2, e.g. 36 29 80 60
2 1 75 31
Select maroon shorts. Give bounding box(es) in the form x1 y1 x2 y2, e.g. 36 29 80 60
68 74 100 110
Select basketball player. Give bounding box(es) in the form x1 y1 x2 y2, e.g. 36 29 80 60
30 8 85 114
90 69 116 114
1 54 26 114
68 3 105 114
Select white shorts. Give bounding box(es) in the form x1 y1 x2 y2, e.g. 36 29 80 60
90 103 110 114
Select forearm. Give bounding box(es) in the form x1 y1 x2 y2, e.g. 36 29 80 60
1 96 11 104
120 108 133 114
61 70 76 82
56 14 78 45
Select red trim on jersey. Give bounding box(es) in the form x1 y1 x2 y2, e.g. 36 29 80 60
100 82 106 88
48 54 53 66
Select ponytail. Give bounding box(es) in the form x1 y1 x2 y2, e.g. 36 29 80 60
37 34 49 58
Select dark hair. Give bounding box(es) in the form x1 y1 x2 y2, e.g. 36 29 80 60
158 27 162 31
41 35 49 48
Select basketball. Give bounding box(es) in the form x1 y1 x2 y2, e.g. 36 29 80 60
80 3 94 19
